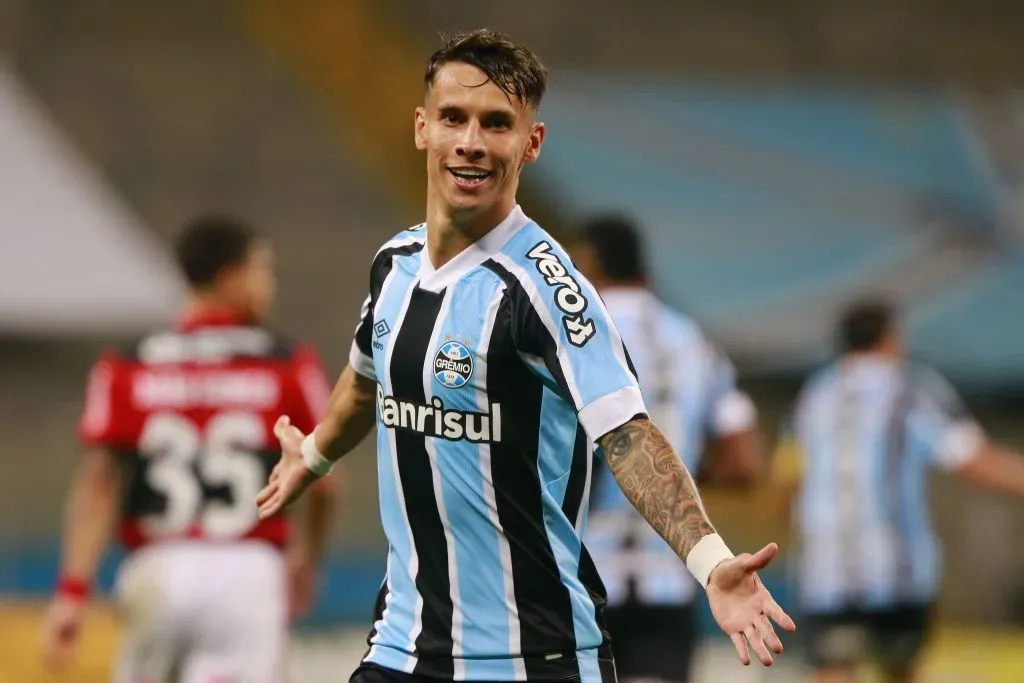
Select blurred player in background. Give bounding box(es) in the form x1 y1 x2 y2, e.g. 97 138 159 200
571 215 764 683
257 29 793 683
781 299 1024 683
42 216 338 683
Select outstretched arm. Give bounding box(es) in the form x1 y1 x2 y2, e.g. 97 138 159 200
599 416 795 667
257 365 376 519
600 417 715 560
311 364 378 461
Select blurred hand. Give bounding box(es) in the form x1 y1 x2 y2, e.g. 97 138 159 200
41 595 86 670
257 416 321 519
287 547 319 621
706 542 796 667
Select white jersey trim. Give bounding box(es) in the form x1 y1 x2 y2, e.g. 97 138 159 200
578 385 646 443
349 341 376 380
936 420 985 470
712 390 757 436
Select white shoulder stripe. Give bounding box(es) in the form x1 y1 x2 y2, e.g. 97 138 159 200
490 252 584 409
374 230 427 259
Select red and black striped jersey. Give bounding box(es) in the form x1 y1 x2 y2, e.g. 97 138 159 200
77 309 331 552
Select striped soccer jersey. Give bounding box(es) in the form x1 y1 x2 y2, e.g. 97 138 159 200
791 356 983 612
585 288 750 607
349 205 646 681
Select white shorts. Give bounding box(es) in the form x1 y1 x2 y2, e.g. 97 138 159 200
112 540 287 683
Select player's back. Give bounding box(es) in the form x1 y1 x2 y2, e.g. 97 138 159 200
792 356 973 610
79 311 327 551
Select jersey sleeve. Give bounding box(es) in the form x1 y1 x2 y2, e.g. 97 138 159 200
77 351 131 448
907 369 984 470
349 293 376 380
497 239 646 443
287 343 333 434
703 346 757 438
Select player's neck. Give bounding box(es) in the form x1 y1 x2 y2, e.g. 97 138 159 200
425 195 517 269
183 295 246 323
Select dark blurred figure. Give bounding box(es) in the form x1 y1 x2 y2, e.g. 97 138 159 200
42 215 339 682
571 214 764 683
782 299 1024 683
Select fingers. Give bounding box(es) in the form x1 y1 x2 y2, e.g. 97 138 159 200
730 632 750 666
766 599 797 633
258 489 284 520
273 415 292 438
742 542 779 571
274 415 305 451
745 625 774 666
757 614 783 655
256 479 278 507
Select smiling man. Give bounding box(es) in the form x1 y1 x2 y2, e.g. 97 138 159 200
256 29 795 683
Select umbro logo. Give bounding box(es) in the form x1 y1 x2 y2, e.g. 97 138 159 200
374 320 390 339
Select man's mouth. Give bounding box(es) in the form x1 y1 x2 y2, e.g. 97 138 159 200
448 167 492 188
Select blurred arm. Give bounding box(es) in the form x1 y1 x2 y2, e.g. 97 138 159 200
701 356 763 487
313 364 377 463
58 447 120 586
601 417 716 560
956 440 1024 497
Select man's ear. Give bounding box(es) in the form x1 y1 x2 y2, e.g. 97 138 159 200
522 120 546 165
414 107 428 151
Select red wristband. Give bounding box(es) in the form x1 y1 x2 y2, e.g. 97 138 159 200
56 576 92 601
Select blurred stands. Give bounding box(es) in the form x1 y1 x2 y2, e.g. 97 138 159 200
537 76 1024 390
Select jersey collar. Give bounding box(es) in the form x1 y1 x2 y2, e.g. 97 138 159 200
417 204 530 292
176 306 250 331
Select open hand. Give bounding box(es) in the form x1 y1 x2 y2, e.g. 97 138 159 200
256 416 320 519
706 542 796 666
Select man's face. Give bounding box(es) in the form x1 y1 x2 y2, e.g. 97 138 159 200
415 61 545 219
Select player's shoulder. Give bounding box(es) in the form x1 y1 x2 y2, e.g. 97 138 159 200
799 362 842 404
498 220 573 266
374 223 428 258
117 325 300 365
656 302 703 343
904 361 960 406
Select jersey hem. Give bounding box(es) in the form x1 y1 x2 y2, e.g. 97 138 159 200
364 642 612 681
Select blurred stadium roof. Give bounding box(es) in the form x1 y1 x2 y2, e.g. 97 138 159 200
539 75 1024 390
0 63 183 336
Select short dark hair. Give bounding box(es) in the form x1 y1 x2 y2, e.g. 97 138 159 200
175 215 257 288
837 299 895 353
577 213 647 281
424 29 547 109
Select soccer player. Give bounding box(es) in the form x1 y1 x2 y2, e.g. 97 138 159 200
570 214 763 683
256 29 795 682
42 217 338 683
784 299 1024 683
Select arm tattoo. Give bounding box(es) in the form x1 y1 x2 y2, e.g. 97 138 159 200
600 418 715 560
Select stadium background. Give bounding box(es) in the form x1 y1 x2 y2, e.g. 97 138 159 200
1 0 1023 680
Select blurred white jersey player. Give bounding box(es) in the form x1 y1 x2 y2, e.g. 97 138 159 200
42 216 338 683
781 299 1024 683
571 215 763 683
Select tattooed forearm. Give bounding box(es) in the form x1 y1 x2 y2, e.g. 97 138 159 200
600 418 715 560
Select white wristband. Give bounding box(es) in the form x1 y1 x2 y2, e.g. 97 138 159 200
686 533 734 589
301 432 335 477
